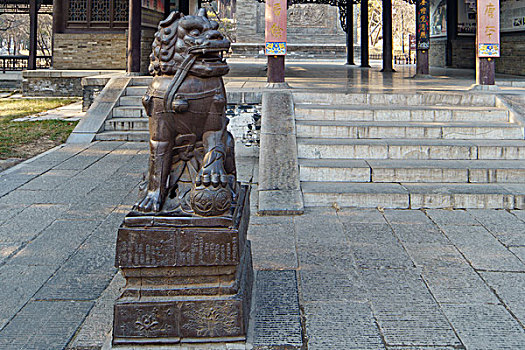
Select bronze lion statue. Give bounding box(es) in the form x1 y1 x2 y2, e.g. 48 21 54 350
134 9 236 217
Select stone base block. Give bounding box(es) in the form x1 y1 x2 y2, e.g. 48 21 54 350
113 185 253 345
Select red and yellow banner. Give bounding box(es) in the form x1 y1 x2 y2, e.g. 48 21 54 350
477 0 500 57
265 0 287 55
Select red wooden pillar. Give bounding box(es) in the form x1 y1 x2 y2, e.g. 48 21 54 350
128 0 142 73
381 0 393 72
415 0 430 75
265 0 287 83
476 0 499 85
360 0 370 67
28 0 38 70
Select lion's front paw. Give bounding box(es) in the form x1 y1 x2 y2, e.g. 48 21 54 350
195 161 228 188
134 189 163 212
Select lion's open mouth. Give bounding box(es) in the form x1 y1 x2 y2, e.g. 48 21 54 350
188 39 230 59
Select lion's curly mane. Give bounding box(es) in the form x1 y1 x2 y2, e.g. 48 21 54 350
149 11 184 76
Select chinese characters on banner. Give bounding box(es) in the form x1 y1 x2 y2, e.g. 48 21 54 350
477 0 500 57
265 0 287 55
416 0 430 50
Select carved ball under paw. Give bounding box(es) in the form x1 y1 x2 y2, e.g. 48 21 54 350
190 185 232 216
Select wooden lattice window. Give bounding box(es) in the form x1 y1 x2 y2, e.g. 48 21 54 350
67 0 128 28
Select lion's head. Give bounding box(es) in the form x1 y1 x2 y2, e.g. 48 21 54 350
149 8 231 76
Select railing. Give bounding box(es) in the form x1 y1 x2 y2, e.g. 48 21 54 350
394 55 415 65
0 55 52 73
366 54 415 65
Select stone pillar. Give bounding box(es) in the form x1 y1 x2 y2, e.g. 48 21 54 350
128 0 142 73
28 0 38 70
381 0 393 72
360 0 370 67
415 0 430 75
346 1 354 65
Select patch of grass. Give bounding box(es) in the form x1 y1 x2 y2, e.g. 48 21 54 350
0 98 79 160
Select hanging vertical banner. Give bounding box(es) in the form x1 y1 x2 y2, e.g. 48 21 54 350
477 0 500 57
416 0 430 49
265 0 287 55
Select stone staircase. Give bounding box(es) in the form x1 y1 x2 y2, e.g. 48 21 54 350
294 91 525 209
95 77 150 141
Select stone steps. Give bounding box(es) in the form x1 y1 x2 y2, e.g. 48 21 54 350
118 95 143 106
295 91 525 209
296 120 524 140
95 130 149 141
112 106 146 118
298 138 525 160
299 159 525 183
105 117 149 131
301 181 524 209
125 86 148 96
293 91 497 106
295 104 509 122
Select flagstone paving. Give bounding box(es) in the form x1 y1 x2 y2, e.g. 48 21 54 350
0 141 524 349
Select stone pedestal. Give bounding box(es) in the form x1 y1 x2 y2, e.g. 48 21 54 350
113 186 253 345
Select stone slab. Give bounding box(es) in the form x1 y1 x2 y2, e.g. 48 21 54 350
247 223 297 270
468 209 525 247
0 264 57 331
361 269 461 347
390 223 450 245
510 247 525 264
337 208 388 224
425 209 480 226
479 271 525 324
252 270 303 348
300 269 367 302
0 300 94 350
8 219 97 266
403 244 469 269
441 304 525 350
304 301 384 350
438 225 525 271
422 267 499 304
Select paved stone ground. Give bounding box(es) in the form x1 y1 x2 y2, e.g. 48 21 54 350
1 141 524 349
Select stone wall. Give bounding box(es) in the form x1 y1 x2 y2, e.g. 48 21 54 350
451 37 475 69
53 33 127 70
497 33 525 76
429 38 447 68
22 70 120 97
429 36 475 69
236 1 346 44
141 29 156 74
430 33 525 76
